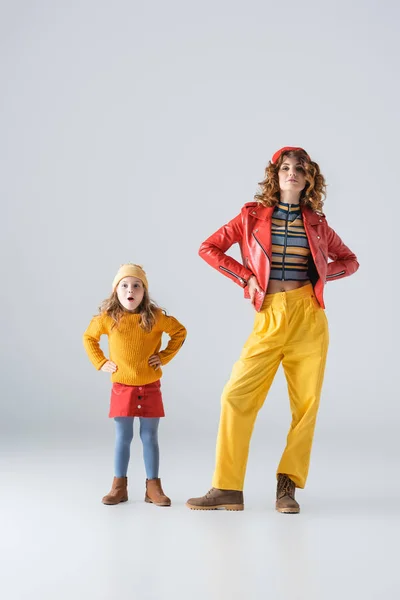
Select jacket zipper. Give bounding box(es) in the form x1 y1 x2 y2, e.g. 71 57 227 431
326 270 345 279
320 247 328 262
252 232 271 263
219 265 247 286
281 207 290 280
318 243 345 278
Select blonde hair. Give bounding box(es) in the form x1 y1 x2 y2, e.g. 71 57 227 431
99 286 162 333
254 149 327 212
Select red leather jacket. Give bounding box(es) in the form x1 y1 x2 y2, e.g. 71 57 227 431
199 202 359 312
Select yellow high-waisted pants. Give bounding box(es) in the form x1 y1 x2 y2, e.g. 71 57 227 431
212 284 329 490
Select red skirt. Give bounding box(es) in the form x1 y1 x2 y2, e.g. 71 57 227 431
109 380 165 418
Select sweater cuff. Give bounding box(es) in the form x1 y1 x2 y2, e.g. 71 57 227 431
96 358 108 371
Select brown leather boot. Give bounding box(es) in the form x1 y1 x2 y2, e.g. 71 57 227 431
186 488 244 511
276 474 300 514
102 476 128 505
145 478 171 507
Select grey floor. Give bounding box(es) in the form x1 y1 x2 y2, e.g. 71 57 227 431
3 435 399 600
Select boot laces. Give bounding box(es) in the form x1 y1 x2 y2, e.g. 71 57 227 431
277 475 295 499
205 488 215 499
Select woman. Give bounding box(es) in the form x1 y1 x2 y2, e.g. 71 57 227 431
186 146 359 513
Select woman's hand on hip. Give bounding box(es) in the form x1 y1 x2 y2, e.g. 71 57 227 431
101 361 118 373
148 354 162 370
247 275 263 304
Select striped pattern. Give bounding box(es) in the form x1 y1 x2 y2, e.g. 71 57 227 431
270 202 310 281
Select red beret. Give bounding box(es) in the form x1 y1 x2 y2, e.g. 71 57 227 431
271 146 310 164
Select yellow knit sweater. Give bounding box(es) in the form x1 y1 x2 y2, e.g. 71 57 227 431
83 309 186 385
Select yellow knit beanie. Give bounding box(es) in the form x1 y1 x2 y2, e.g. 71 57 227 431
112 264 149 291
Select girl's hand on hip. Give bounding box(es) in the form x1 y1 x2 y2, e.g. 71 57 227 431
148 354 162 369
247 275 263 304
101 361 118 373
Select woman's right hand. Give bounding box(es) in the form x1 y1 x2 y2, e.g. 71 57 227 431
247 275 263 305
101 361 118 373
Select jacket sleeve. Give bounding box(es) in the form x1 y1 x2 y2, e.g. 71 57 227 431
158 313 187 366
83 315 109 370
198 213 254 288
325 222 359 282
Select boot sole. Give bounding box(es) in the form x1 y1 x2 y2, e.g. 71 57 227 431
275 506 300 514
186 502 244 511
102 497 128 505
145 497 171 507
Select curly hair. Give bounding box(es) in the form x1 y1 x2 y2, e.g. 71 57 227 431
254 149 327 212
98 287 163 333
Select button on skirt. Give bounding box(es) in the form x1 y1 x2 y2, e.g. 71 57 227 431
109 380 165 418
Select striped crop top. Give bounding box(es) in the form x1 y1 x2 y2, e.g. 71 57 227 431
270 202 311 281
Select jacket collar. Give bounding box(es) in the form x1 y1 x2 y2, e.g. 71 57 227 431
247 205 274 221
301 205 325 225
247 203 325 224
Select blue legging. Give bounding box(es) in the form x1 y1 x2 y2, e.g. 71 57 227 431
114 417 160 479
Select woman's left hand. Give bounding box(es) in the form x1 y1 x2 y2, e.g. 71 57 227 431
148 354 162 369
247 274 263 305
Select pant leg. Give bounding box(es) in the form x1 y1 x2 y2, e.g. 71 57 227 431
114 417 134 477
212 305 285 491
278 294 329 488
139 417 160 479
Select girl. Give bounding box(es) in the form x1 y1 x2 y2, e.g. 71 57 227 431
186 147 359 513
83 263 186 506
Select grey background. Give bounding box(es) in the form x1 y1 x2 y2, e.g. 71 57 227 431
1 1 398 599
